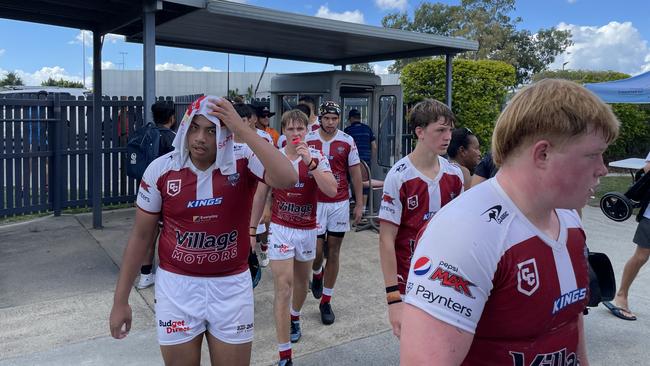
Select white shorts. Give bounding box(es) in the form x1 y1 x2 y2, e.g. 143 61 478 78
316 200 350 235
268 222 317 262
154 268 254 346
256 222 267 235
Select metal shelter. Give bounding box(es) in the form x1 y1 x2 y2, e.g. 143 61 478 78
0 0 478 228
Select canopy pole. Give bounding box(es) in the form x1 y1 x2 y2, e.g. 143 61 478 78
143 0 159 123
445 54 453 108
91 30 103 229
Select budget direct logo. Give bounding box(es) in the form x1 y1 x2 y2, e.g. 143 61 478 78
159 319 191 334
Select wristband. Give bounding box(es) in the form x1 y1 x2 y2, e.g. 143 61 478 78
386 292 401 304
249 234 257 238
309 160 318 171
385 285 399 294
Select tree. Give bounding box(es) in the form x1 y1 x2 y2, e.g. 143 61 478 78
382 0 572 85
41 77 84 88
401 58 516 149
350 63 374 73
533 70 650 161
0 71 24 86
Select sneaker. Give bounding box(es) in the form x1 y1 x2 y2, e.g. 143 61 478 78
136 273 154 289
259 249 269 267
290 320 302 343
278 359 293 366
311 276 323 299
319 302 335 325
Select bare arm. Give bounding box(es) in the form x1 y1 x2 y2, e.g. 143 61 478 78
644 161 650 174
577 313 589 365
460 166 471 190
379 221 403 337
109 208 160 339
249 183 270 250
349 164 364 225
371 141 378 162
208 98 297 189
312 167 337 198
400 303 474 365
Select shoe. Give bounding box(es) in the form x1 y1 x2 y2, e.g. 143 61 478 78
319 302 335 325
278 359 293 366
259 249 269 267
136 273 154 289
290 320 302 343
311 276 323 299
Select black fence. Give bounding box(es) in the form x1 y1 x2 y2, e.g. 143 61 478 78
0 93 199 219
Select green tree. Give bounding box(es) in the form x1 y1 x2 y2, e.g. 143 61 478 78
383 0 571 85
41 77 84 88
533 70 650 161
350 63 374 73
401 58 516 149
0 71 24 86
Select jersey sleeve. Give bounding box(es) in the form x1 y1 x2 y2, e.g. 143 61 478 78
278 135 287 148
136 161 163 214
403 210 498 334
347 139 361 167
378 169 403 226
246 148 266 181
313 149 331 173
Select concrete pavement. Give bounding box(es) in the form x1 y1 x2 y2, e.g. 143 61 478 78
0 206 648 365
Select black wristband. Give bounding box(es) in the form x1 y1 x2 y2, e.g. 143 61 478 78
387 299 402 305
385 285 399 294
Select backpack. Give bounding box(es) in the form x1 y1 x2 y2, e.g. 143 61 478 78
126 122 160 180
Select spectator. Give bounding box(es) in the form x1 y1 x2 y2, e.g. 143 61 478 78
448 127 481 189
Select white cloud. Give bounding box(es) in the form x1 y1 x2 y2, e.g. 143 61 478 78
0 66 85 86
550 21 650 75
155 62 221 72
70 30 125 46
315 5 364 24
86 57 117 70
372 63 390 74
375 0 407 11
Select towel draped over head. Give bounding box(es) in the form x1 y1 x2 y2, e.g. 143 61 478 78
171 95 236 175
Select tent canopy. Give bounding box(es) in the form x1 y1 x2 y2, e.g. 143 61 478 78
584 71 650 104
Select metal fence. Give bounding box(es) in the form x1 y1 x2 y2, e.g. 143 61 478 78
0 93 199 218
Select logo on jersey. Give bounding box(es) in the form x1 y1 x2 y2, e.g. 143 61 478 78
413 284 473 318
139 180 151 193
227 173 240 186
429 264 476 298
413 257 432 276
274 243 290 254
552 288 587 314
481 204 509 224
407 195 419 210
159 319 191 334
510 348 577 366
167 179 181 197
187 197 223 208
336 146 345 154
382 194 395 205
517 258 540 296
422 211 436 221
192 214 219 223
395 163 407 172
406 281 414 294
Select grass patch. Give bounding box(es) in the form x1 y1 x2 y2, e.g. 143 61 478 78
0 202 134 226
588 175 634 207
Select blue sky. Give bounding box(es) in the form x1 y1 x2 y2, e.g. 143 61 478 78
1 0 649 86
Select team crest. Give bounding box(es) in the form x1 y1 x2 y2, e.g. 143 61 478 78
167 179 182 197
516 258 540 296
407 195 419 210
227 173 240 186
336 146 345 154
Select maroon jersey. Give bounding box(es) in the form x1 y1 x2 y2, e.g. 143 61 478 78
405 179 589 365
271 148 331 229
378 155 464 293
137 146 265 277
305 129 360 203
277 122 320 148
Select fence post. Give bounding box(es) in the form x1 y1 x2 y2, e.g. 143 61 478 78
51 93 62 216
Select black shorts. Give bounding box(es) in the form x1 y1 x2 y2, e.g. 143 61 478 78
633 217 650 249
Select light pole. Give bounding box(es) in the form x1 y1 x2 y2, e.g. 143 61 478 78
562 61 569 70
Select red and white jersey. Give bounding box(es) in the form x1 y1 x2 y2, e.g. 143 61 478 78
404 178 589 365
378 155 463 293
271 148 331 229
305 129 360 202
136 148 265 277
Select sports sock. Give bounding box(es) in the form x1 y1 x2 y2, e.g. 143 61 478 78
313 267 323 279
290 308 300 322
140 265 152 275
278 342 292 360
321 287 333 304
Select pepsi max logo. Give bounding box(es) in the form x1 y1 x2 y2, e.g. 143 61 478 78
413 257 432 276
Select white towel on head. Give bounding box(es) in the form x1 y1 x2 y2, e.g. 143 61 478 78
171 95 236 175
